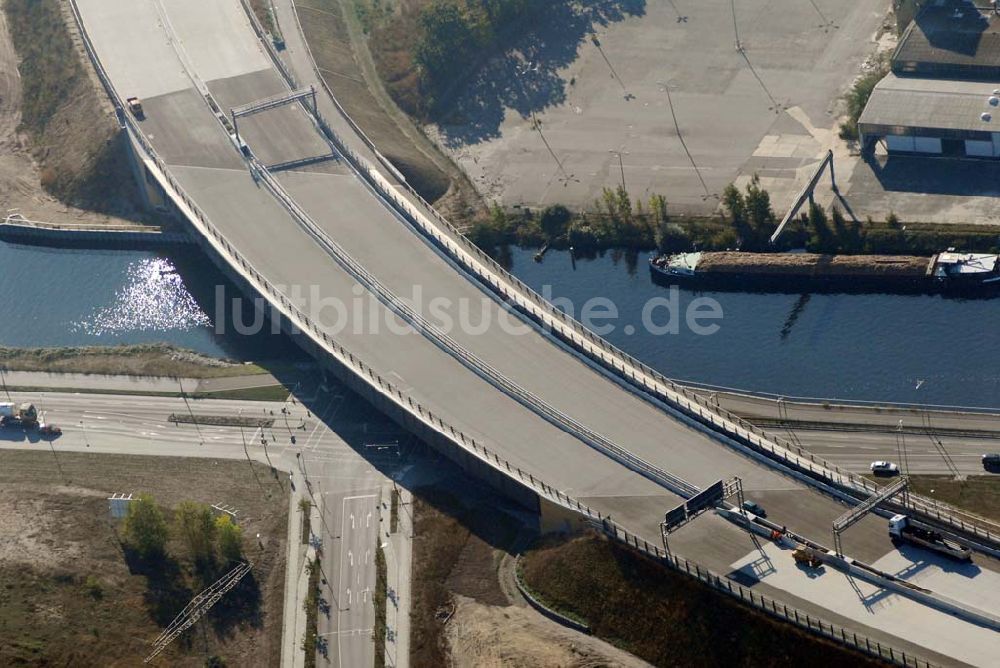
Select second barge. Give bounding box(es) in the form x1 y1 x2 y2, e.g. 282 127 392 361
649 250 1000 294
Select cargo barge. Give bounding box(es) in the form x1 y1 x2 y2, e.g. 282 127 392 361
649 250 1000 294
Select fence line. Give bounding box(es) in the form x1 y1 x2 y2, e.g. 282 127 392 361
592 517 938 668
252 0 998 546
65 10 954 660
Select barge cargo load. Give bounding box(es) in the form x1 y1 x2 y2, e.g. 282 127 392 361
649 250 1000 293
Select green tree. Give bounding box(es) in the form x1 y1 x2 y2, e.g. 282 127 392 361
216 515 243 563
175 501 217 562
539 204 571 239
722 183 749 247
414 1 480 96
807 202 834 252
123 493 168 559
743 175 775 249
656 223 692 253
649 194 668 225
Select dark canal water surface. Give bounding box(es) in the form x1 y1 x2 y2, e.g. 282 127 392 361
0 241 301 362
506 248 1000 409
3 240 998 407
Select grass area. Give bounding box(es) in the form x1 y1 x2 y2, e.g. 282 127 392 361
2 384 285 403
302 556 321 667
390 487 399 534
0 451 289 666
373 544 388 668
296 0 453 203
299 498 312 545
4 0 141 213
521 532 885 668
0 344 267 379
839 58 891 141
409 483 521 665
199 385 290 402
410 488 470 667
908 475 1000 524
250 0 277 34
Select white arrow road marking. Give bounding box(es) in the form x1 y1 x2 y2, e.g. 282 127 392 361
348 550 353 567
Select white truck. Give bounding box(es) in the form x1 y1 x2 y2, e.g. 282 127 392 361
0 402 38 428
889 514 972 562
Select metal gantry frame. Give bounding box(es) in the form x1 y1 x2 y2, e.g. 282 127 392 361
832 476 908 555
230 85 318 145
660 477 745 555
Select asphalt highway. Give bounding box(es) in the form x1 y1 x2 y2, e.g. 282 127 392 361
710 391 1000 476
66 1 1000 662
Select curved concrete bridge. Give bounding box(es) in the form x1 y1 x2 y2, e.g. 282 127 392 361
68 1 1000 664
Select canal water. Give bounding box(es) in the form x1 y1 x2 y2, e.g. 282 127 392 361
2 240 997 408
0 241 302 362
507 248 1000 409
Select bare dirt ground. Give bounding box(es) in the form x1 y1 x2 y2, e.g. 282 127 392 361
409 481 651 668
446 594 652 668
0 2 147 227
0 451 288 667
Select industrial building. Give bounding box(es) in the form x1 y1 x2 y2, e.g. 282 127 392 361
858 0 1000 157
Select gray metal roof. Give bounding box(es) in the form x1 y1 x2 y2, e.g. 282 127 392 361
893 0 1000 78
858 73 1000 134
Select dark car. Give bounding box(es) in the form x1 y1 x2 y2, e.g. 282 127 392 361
983 453 1000 472
742 500 766 518
38 423 62 436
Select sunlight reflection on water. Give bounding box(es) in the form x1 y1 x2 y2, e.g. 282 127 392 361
73 258 211 335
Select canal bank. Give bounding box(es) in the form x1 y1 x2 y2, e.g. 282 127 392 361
0 240 307 364
3 239 999 409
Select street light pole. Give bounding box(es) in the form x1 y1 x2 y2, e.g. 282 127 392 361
0 367 10 401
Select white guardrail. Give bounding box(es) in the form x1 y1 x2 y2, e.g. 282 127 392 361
248 0 999 544
63 5 962 662
68 0 998 552
66 0 617 523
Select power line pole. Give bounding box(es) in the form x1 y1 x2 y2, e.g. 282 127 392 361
144 562 253 663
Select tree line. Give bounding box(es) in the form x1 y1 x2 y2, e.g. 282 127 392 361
414 0 542 110
470 176 1000 258
123 494 244 564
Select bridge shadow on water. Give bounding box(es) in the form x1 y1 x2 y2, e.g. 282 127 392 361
433 0 647 147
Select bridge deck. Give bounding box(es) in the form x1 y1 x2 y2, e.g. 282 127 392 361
74 0 1000 662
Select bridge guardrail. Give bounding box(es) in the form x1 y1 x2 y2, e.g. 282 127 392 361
59 11 967 658
250 157 698 499
66 0 624 528
76 0 997 549
263 0 999 546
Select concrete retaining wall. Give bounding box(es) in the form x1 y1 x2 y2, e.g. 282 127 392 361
0 219 192 250
513 555 591 634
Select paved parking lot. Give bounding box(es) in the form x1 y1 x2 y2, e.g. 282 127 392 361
428 0 889 215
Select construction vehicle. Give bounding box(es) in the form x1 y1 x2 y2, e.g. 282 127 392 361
888 514 972 562
792 547 822 569
0 402 38 428
127 97 145 120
